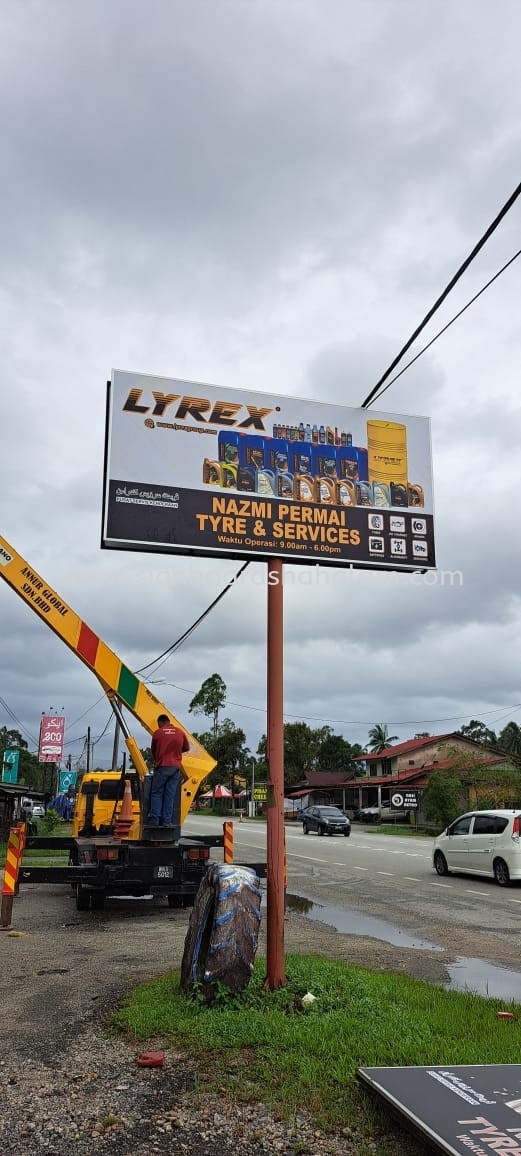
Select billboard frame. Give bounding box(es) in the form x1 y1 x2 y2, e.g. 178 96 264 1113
101 370 436 574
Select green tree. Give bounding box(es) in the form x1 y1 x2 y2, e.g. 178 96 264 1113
437 745 520 810
316 733 362 773
423 772 464 831
457 720 498 747
0 727 44 791
498 721 521 762
257 723 363 785
367 723 399 753
194 719 250 791
189 674 227 739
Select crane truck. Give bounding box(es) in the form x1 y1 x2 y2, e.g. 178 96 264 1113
0 534 240 911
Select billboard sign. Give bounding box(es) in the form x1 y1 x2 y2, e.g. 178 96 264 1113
38 716 65 764
2 748 20 783
102 370 435 572
358 1065 521 1155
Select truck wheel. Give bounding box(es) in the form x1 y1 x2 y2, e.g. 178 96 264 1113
90 890 106 910
75 883 90 911
180 864 262 1003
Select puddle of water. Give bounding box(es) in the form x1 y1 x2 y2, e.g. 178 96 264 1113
445 958 521 1002
286 893 521 1001
286 892 442 951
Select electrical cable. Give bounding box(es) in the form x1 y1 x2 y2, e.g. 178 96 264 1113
361 179 521 408
0 696 39 746
91 711 114 746
368 247 521 407
150 678 521 730
135 561 250 676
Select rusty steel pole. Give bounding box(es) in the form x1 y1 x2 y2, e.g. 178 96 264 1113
265 558 285 989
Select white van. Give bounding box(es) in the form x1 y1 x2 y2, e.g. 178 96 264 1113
433 809 521 887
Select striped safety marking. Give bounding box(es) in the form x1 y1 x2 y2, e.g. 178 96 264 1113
0 537 216 802
2 826 24 896
223 821 234 863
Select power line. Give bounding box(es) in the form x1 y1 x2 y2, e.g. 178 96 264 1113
361 179 521 408
151 678 521 731
0 696 39 746
136 561 250 676
368 246 521 408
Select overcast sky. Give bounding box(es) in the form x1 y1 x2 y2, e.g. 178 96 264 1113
1 0 521 775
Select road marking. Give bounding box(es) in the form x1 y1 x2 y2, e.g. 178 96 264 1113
509 899 521 905
377 871 395 876
352 865 369 871
296 856 329 863
430 882 452 888
403 876 421 882
464 890 491 897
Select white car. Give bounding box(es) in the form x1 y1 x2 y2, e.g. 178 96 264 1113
31 804 45 819
433 809 521 887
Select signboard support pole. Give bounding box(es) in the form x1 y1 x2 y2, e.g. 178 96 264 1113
265 558 285 990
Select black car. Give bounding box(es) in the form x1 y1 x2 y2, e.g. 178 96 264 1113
300 806 351 836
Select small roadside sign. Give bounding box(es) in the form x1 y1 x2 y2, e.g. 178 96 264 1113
391 790 419 809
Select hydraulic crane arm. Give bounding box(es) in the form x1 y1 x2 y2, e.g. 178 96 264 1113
0 535 216 820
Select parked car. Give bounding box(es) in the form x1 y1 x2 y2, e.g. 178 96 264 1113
31 804 45 819
352 806 380 823
433 809 521 887
300 806 351 836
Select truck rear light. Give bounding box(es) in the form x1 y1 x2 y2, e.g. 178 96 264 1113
186 847 210 862
97 847 121 861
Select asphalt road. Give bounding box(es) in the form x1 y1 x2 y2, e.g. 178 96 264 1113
185 815 521 971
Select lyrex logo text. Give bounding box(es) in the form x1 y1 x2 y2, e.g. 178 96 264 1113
122 388 273 430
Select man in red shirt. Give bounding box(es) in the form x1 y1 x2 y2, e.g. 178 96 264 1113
148 714 190 830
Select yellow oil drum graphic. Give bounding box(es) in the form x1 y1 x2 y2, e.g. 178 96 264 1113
367 420 408 486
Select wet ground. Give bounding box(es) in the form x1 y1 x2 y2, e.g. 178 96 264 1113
286 891 521 1001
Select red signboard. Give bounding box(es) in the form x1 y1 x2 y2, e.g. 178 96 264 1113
38 715 65 764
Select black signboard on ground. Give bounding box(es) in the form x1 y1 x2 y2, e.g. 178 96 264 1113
358 1065 521 1155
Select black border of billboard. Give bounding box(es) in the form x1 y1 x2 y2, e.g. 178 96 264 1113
100 380 112 551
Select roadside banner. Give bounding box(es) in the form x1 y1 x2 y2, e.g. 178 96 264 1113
1 748 20 783
38 716 65 764
59 769 77 793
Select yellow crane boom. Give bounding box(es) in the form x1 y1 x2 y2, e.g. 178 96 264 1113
0 535 216 822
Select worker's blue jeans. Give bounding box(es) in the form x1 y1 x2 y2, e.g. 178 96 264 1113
148 766 181 827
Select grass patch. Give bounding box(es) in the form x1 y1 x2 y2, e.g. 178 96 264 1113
111 953 521 1140
367 824 435 837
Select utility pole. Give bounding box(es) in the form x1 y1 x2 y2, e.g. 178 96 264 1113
250 758 256 818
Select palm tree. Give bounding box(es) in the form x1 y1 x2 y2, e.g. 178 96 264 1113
367 723 399 753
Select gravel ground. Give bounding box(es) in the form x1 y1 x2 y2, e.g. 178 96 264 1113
0 881 492 1156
